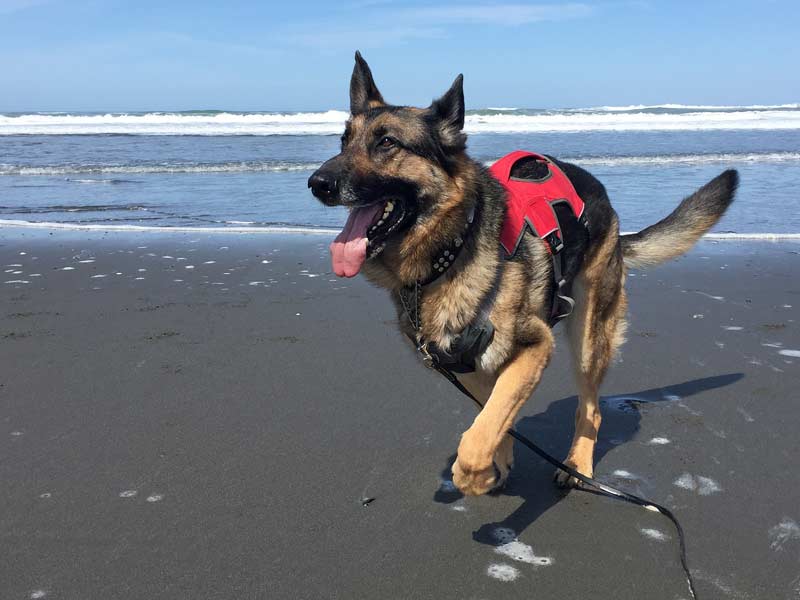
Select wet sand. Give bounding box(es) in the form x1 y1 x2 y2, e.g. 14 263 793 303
1 227 799 599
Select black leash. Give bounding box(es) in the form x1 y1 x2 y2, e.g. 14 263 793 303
431 363 698 599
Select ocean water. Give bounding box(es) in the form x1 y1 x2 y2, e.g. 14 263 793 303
1 105 799 234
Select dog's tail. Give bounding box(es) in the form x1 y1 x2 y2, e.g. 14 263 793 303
620 169 739 269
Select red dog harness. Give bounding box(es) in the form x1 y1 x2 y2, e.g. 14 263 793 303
489 150 589 322
490 150 586 257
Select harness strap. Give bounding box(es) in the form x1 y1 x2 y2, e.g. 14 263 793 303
546 232 574 325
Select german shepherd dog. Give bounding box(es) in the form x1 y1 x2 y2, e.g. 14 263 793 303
309 52 738 496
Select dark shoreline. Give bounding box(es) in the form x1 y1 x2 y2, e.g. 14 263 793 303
1 229 799 599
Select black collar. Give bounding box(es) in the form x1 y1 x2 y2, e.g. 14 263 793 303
417 205 475 287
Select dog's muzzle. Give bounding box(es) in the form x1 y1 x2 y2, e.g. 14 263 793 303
308 169 339 205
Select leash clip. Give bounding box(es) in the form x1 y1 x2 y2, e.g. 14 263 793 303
417 341 437 369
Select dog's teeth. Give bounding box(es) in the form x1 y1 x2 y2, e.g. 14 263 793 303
386 201 394 210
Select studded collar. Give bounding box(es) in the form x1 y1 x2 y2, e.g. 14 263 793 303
417 205 475 287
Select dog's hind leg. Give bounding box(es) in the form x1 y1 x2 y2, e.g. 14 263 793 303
556 229 628 488
453 324 554 496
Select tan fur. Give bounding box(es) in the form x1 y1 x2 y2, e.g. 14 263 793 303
453 329 553 495
622 232 699 270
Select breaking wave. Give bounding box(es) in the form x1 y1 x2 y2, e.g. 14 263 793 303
568 151 800 167
0 161 321 176
2 104 800 135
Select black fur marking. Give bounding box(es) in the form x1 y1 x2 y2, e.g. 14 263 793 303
427 74 466 154
348 173 421 209
350 51 385 115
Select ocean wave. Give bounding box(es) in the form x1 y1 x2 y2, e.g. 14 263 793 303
0 111 350 136
463 110 800 133
571 151 800 167
0 161 322 175
0 219 341 234
65 178 140 184
1 218 799 240
585 103 800 112
2 106 800 135
0 203 149 214
2 151 797 177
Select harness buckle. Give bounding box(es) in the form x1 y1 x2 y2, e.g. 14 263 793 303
545 232 564 254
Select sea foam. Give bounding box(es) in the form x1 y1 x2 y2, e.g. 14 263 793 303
3 105 800 135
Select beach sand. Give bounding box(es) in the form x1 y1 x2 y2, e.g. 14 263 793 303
1 228 798 599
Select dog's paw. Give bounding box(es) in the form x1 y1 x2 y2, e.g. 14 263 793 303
452 456 499 496
553 459 592 490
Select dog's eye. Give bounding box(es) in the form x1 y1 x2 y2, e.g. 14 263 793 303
378 136 397 149
340 134 349 149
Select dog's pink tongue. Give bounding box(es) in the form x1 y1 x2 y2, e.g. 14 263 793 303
330 204 383 277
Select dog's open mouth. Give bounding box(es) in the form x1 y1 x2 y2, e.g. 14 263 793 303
330 198 408 277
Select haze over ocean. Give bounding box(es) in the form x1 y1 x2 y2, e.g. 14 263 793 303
2 104 800 234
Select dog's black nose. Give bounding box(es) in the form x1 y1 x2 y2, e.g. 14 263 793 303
308 171 338 200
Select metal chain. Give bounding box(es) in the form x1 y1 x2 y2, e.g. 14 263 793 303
398 281 422 333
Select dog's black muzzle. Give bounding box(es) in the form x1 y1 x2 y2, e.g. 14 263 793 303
308 170 338 204
308 156 346 206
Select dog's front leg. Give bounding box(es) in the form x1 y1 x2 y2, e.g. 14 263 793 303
454 372 513 490
453 331 554 495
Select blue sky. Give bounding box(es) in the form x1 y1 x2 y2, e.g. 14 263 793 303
0 0 798 111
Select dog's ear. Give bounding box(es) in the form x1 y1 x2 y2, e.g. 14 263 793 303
350 51 385 115
427 74 466 151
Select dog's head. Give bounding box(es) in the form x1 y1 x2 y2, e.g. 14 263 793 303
308 51 468 278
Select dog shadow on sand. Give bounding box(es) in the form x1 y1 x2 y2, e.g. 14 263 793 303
432 373 743 547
